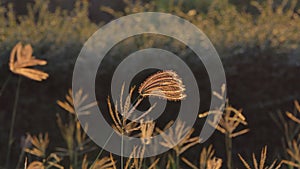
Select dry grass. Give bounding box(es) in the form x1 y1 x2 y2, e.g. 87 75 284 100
181 145 222 169
286 101 300 125
238 146 282 169
1 0 300 168
82 154 116 169
199 84 249 169
139 121 156 145
157 120 200 156
9 42 48 81
24 133 63 169
25 133 49 158
107 84 154 135
277 100 300 168
125 146 160 169
57 89 97 116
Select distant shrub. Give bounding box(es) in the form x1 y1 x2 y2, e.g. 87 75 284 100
102 0 300 57
1 0 299 67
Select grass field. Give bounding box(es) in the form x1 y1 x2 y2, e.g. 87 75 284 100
1 0 300 168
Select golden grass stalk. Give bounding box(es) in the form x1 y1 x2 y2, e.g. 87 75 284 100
25 153 63 169
125 146 145 169
124 145 159 169
82 154 116 169
238 146 282 169
56 114 89 167
182 145 222 169
56 114 75 152
282 160 300 168
282 140 300 168
9 42 48 81
25 133 49 158
271 100 300 168
140 120 156 145
57 89 97 116
285 100 300 124
199 84 248 169
154 120 199 168
56 89 92 167
207 157 222 169
138 70 186 101
156 120 200 156
201 105 249 138
108 84 155 135
27 161 44 169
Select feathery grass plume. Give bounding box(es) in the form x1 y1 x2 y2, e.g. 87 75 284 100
25 133 49 158
82 154 116 169
108 84 155 135
156 120 200 156
57 88 97 116
138 70 186 101
9 42 48 81
238 146 282 169
182 145 222 169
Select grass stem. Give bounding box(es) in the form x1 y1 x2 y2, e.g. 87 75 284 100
6 76 22 168
225 133 232 169
176 153 180 169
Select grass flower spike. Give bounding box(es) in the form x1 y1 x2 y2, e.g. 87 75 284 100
25 133 49 158
157 120 200 156
56 89 97 116
238 146 282 169
9 42 49 81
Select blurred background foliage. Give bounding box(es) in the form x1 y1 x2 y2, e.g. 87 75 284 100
1 0 300 60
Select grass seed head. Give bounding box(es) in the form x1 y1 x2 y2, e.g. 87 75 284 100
9 42 48 81
138 70 186 101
